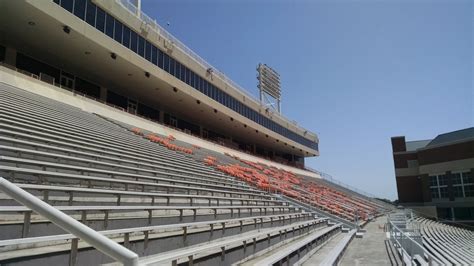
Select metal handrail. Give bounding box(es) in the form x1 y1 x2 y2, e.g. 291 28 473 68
0 177 139 266
387 213 443 265
114 0 317 138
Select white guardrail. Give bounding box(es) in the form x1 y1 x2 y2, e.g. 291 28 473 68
387 212 443 265
0 177 140 266
114 0 316 138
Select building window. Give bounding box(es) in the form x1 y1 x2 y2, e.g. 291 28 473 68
453 171 474 198
61 0 74 12
145 41 152 62
105 14 114 39
114 20 123 43
85 0 96 27
95 7 105 32
429 174 448 199
73 0 86 20
453 186 464 198
130 31 137 53
122 26 130 48
163 53 170 73
138 36 145 57
151 46 158 65
465 185 474 197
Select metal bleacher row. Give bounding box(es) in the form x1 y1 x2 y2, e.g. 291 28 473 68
412 216 474 265
0 84 374 265
108 116 389 227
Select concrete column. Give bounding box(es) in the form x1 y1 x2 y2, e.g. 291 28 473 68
420 174 431 203
99 87 107 102
4 47 17 66
446 171 455 201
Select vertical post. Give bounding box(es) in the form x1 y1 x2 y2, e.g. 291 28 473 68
69 238 79 266
136 0 142 16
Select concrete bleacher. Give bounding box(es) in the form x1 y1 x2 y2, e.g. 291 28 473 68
0 84 364 265
414 216 474 265
108 111 389 227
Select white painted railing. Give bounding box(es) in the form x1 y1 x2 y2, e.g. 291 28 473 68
0 177 139 266
387 212 443 265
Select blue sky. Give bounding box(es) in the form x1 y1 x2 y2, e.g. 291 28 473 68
142 0 473 200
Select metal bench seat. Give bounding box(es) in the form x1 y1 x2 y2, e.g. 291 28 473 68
0 134 233 186
422 227 459 265
317 229 356 265
0 212 312 247
0 146 247 189
0 110 207 171
0 213 317 262
0 120 222 179
0 203 298 240
0 166 270 200
5 183 286 207
0 127 233 185
137 219 325 265
427 226 474 262
254 224 343 266
0 156 258 193
0 125 238 185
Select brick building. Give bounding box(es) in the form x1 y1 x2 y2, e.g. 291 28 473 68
391 127 474 223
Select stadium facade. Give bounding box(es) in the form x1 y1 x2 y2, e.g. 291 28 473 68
0 0 318 168
391 127 474 223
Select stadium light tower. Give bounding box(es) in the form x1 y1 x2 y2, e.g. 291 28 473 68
257 63 281 113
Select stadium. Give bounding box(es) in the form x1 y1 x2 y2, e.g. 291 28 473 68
0 0 472 265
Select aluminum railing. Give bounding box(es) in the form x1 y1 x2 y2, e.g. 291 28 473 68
114 0 317 138
387 211 443 265
0 177 139 266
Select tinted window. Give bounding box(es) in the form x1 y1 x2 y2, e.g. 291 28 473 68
169 57 175 75
114 20 123 43
73 0 86 19
122 26 130 48
85 0 96 26
204 81 209 95
145 41 152 61
151 46 158 65
197 76 202 91
105 14 114 38
95 7 105 32
163 53 169 72
129 31 137 52
158 49 164 68
180 64 185 82
61 0 73 12
138 36 145 57
175 61 181 77
185 68 191 84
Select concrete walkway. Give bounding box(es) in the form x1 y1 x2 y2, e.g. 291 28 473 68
339 216 392 266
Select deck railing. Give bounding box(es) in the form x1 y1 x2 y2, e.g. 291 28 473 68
0 177 139 266
387 211 443 265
